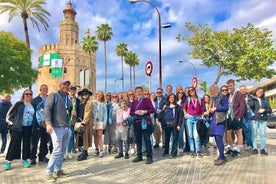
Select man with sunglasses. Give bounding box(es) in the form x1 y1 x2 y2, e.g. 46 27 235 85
153 88 166 148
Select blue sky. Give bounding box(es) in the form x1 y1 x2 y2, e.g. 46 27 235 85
0 0 276 102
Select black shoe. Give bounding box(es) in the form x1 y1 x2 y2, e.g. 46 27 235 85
169 155 176 159
39 157 49 163
77 154 87 161
260 149 268 155
252 149 258 155
30 159 36 165
197 151 203 158
162 153 169 157
124 153 129 159
72 148 78 153
231 150 241 157
153 145 160 148
190 152 195 158
145 157 153 164
225 149 233 155
132 156 143 163
114 153 124 159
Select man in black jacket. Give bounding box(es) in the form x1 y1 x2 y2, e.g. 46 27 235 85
0 94 12 156
30 84 50 165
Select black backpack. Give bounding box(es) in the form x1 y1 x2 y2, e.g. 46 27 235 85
196 119 207 137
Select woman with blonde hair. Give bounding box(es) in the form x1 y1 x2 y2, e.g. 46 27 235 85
93 90 107 157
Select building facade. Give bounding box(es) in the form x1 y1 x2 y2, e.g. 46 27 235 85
37 2 96 94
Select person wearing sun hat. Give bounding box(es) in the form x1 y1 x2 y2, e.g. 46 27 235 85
76 88 94 161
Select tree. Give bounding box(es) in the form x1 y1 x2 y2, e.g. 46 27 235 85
177 22 276 84
132 57 139 88
96 23 113 94
0 0 50 48
125 51 139 90
81 33 98 92
115 43 128 92
0 32 37 94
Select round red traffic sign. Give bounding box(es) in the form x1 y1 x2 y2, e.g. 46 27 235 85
145 61 153 76
192 77 198 88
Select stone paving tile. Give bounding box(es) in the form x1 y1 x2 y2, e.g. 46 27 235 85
1 139 276 184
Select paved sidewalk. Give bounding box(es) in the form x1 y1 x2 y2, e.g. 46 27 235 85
1 130 276 184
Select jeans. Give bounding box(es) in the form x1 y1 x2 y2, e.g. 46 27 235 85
116 132 129 154
0 128 8 153
30 125 49 160
214 135 225 159
178 119 185 149
46 127 71 175
251 120 267 150
133 122 152 158
242 118 253 147
164 127 179 156
187 115 201 152
67 125 75 153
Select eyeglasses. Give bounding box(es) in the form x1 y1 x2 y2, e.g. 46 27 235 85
221 89 228 92
25 93 33 96
112 96 118 98
144 93 149 95
156 91 162 94
106 94 111 96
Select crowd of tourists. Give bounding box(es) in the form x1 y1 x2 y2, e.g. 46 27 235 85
0 78 272 182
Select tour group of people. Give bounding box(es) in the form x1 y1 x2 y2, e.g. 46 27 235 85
0 78 272 182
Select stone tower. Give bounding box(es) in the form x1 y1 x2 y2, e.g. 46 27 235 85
37 1 96 94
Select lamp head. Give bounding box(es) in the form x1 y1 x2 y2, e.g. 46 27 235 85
129 0 138 4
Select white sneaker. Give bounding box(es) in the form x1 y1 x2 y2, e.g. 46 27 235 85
0 153 6 157
99 151 104 158
129 148 135 155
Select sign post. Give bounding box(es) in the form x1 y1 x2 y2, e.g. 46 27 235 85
145 61 153 92
192 77 198 89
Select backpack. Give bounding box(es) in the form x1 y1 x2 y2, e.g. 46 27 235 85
36 93 58 127
196 118 207 137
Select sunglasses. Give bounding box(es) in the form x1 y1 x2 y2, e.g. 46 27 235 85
128 93 134 96
25 93 33 96
112 96 118 98
106 94 111 96
221 89 228 92
156 91 162 94
82 93 88 96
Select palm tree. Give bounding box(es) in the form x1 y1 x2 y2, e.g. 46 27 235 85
81 33 98 92
0 0 50 48
115 43 128 92
96 23 113 94
132 58 139 88
125 51 139 90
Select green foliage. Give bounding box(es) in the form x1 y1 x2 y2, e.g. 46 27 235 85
0 32 37 94
81 35 99 55
199 81 206 94
177 22 276 84
115 43 128 91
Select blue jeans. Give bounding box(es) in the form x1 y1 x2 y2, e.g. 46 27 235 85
67 125 75 153
187 115 201 152
242 118 253 147
251 120 267 150
46 127 71 175
0 128 8 153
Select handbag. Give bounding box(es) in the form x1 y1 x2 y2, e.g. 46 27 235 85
74 118 84 134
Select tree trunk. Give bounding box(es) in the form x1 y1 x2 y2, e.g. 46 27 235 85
133 66 136 88
121 56 124 92
130 66 132 90
104 41 107 94
22 17 30 48
214 67 224 85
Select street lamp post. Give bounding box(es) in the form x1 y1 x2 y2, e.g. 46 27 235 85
178 60 197 77
129 0 171 88
114 77 123 93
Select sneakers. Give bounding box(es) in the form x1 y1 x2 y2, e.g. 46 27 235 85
53 170 69 178
94 149 99 156
4 162 11 170
45 174 56 182
99 150 104 158
23 160 31 168
231 150 241 157
153 144 160 148
197 151 203 158
252 149 258 155
129 148 135 155
190 152 195 158
0 152 6 157
132 156 143 163
260 149 268 155
214 159 226 166
39 157 49 163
